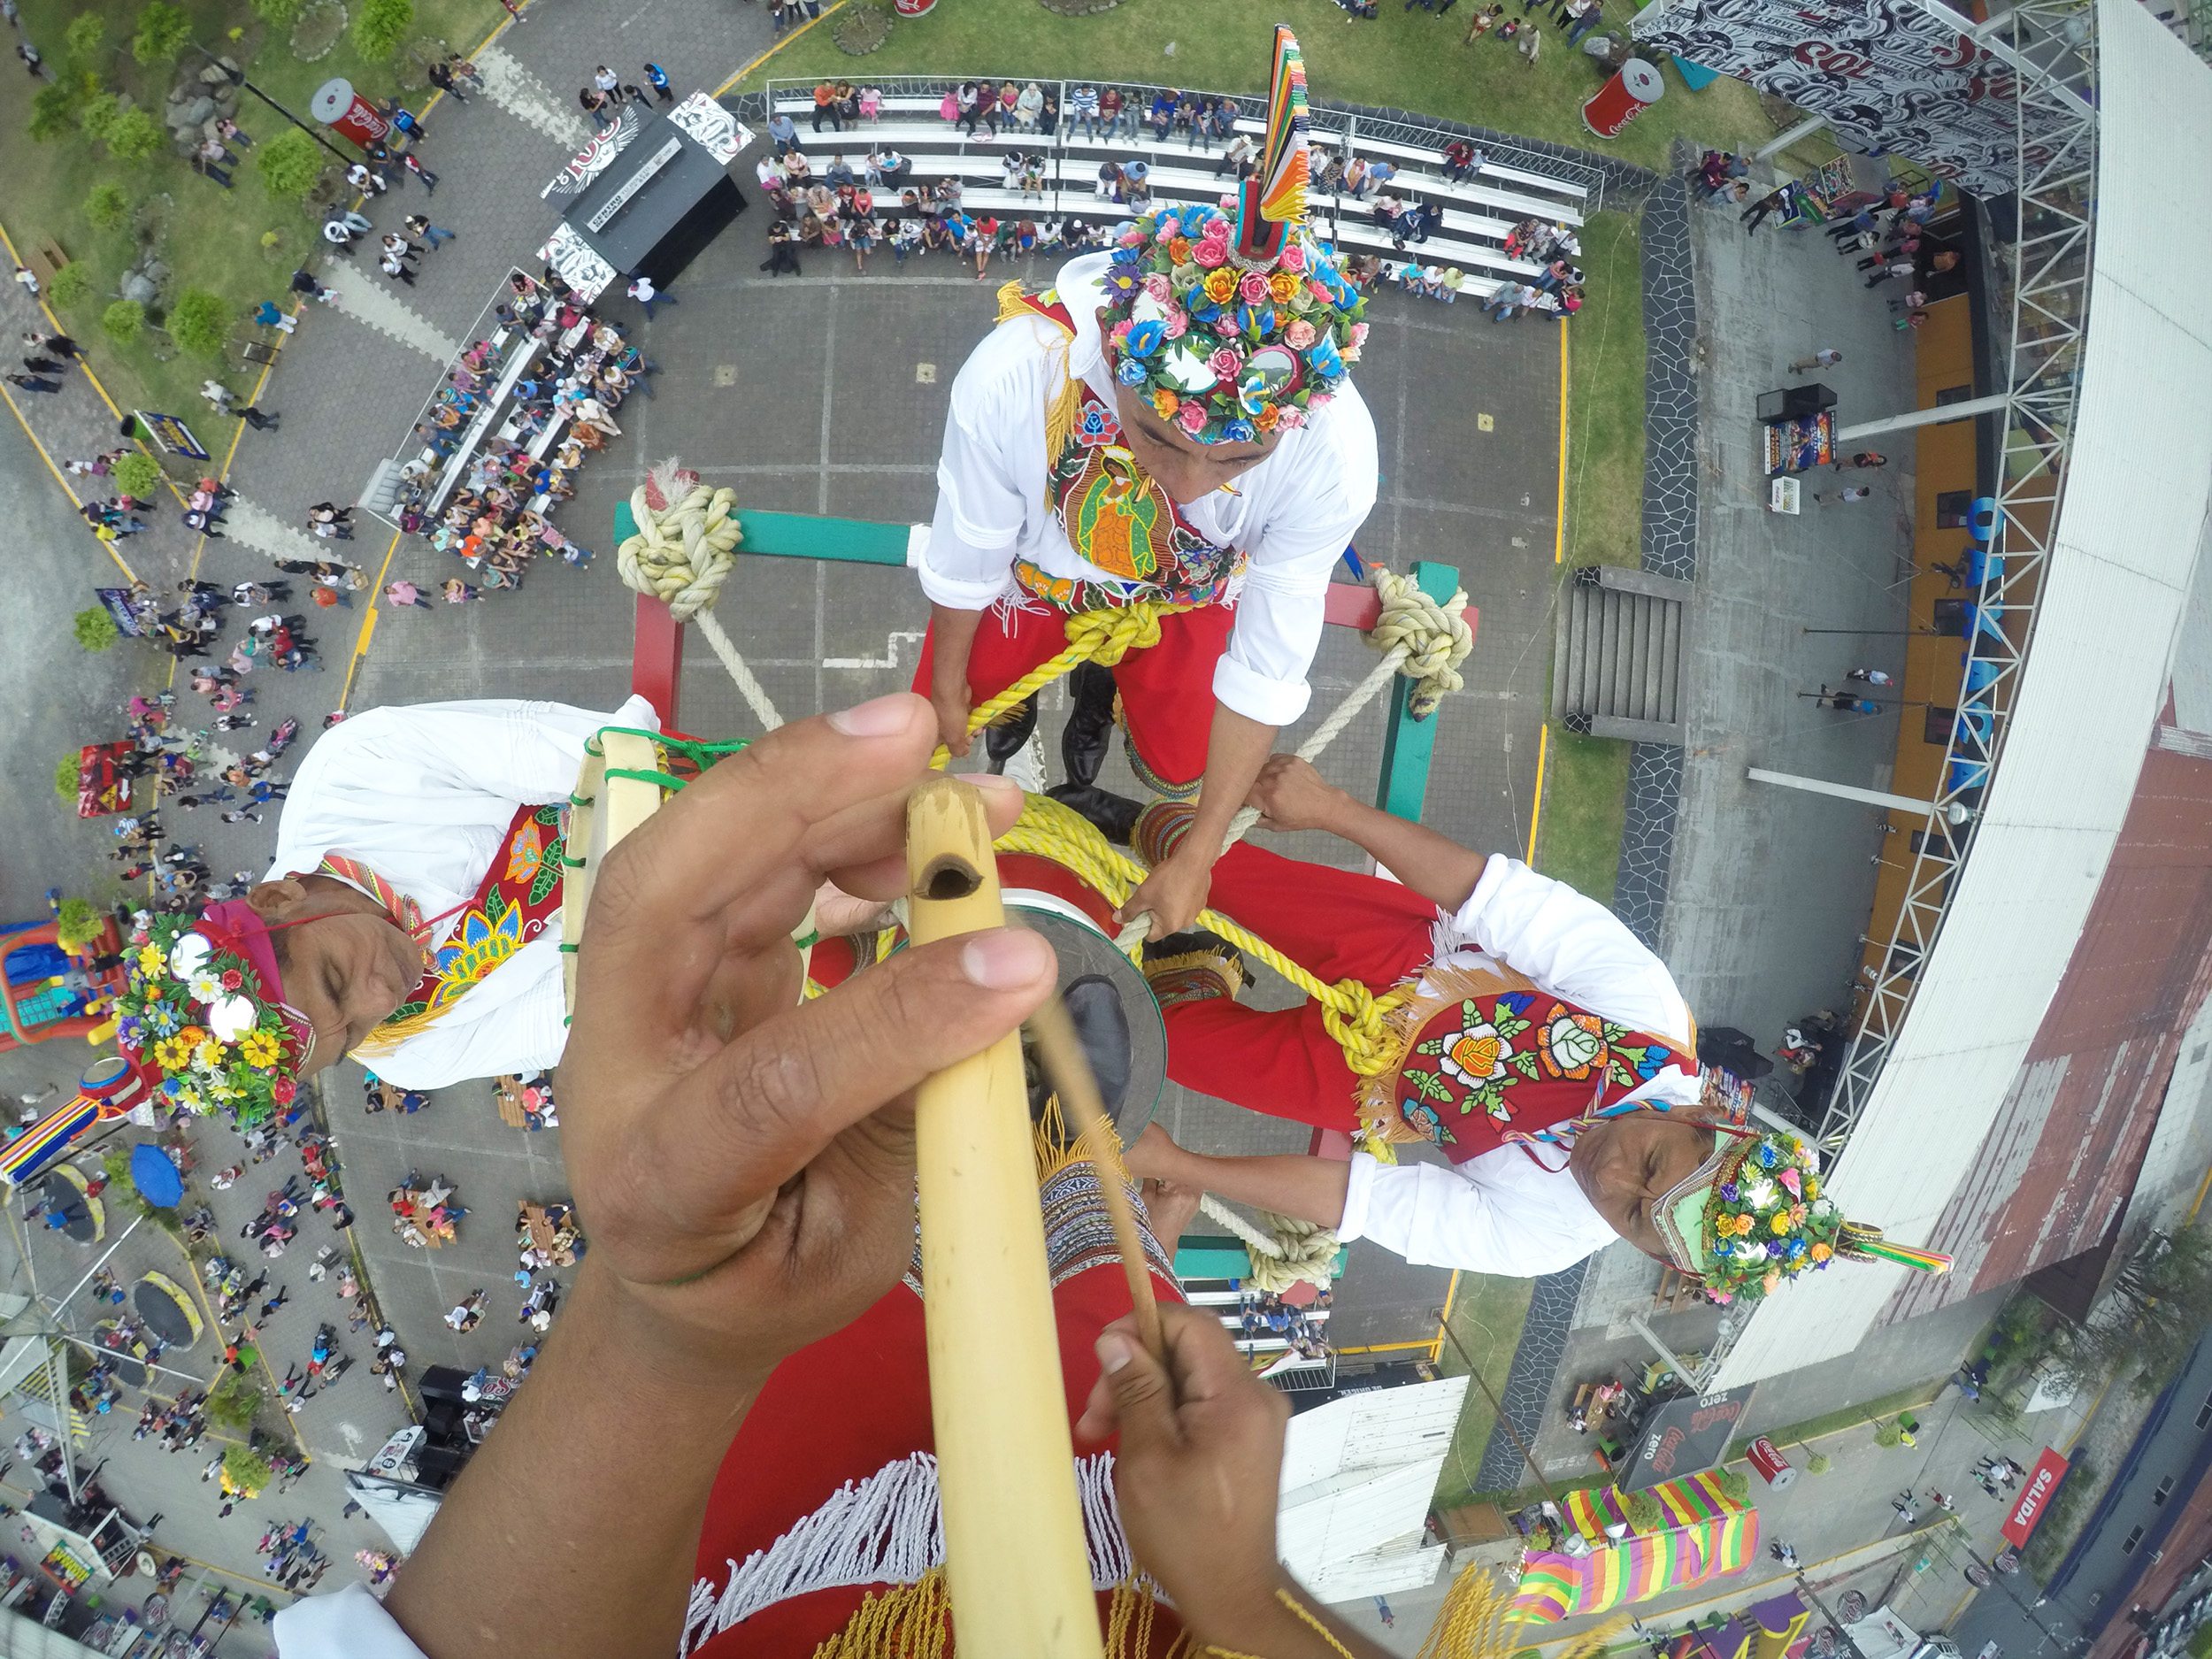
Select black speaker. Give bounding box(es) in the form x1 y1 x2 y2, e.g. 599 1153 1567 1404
1756 383 1838 422
418 1365 470 1405
1932 599 1970 637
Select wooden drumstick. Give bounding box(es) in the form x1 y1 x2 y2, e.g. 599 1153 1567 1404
904 777 1103 1659
1023 993 1166 1365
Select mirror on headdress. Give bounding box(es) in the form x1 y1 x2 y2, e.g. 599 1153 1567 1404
1244 344 1303 398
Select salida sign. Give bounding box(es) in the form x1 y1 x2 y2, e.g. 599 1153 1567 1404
2001 1448 2071 1548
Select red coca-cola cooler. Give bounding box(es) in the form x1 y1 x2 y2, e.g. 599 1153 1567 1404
1747 1436 1798 1490
1582 58 1663 139
311 77 392 148
894 0 935 14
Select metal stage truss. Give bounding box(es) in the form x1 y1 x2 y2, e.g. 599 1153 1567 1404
1814 0 2101 1156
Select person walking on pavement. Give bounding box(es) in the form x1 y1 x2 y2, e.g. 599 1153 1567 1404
1892 1492 1918 1525
1810 487 1872 503
403 213 455 250
643 62 673 103
1788 347 1842 374
384 580 430 610
1846 667 1894 686
627 274 674 317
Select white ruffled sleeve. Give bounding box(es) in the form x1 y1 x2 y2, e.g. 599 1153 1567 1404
274 1583 428 1659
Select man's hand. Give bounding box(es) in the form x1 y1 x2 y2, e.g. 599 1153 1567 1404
561 693 1050 1385
1075 1305 1290 1640
1122 1121 1187 1184
928 673 974 759
1246 754 1353 835
1117 850 1211 941
926 603 985 759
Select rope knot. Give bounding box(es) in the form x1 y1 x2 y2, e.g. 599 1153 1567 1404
1064 601 1189 669
618 459 742 624
1320 980 1402 1076
1368 567 1474 718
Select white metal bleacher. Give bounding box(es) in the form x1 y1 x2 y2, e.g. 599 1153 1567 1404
766 84 1594 307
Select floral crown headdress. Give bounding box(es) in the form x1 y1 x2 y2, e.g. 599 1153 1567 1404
1650 1129 1952 1306
116 908 309 1122
1096 27 1367 446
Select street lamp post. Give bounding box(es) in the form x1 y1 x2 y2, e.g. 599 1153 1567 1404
1795 1571 1876 1659
188 43 351 163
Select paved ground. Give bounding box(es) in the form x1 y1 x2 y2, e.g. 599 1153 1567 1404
1660 177 1925 1066
0 1106 411 1652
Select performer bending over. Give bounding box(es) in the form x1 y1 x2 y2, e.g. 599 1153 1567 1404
1117 753 1709 1277
914 29 1379 943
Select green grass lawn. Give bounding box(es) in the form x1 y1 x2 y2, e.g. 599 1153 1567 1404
1429 1270 1535 1511
1528 204 1640 897
744 0 1804 176
1534 726 1628 902
1561 207 1640 571
4 0 504 427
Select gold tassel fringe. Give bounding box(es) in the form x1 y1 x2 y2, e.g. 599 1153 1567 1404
811 1570 1200 1659
1416 1564 1628 1659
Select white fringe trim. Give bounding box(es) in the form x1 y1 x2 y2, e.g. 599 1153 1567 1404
680 1450 1132 1655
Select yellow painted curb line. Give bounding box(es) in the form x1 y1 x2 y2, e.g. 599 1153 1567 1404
1527 723 1548 863
339 527 405 710
714 1 853 97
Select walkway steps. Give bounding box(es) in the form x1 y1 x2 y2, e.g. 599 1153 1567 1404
1553 565 1691 745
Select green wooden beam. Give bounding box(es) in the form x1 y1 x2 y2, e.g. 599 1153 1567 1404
1375 560 1462 822
612 502 910 566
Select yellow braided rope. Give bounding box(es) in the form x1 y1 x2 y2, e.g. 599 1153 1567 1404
931 601 1194 770
995 794 1413 1074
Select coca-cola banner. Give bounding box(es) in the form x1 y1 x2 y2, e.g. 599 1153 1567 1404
1632 0 2072 196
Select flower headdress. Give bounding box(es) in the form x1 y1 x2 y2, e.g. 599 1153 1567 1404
1095 27 1367 446
1650 1129 1952 1306
115 905 308 1123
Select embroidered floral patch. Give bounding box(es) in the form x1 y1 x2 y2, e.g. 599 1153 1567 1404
1392 991 1686 1148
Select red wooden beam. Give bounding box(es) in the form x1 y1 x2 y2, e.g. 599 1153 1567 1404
1323 583 1479 641
632 594 683 730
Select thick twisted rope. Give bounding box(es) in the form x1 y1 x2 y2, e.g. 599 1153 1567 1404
1196 1192 1340 1295
996 795 1412 1074
617 465 784 732
930 601 1194 770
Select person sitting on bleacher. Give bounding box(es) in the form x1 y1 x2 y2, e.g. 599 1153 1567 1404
1147 88 1177 141
1341 155 1369 198
868 145 910 188
1441 138 1483 182
1217 131 1256 180
1094 158 1121 200
1398 200 1441 245
1373 193 1406 239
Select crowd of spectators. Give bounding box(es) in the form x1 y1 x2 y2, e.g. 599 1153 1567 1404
386 274 644 597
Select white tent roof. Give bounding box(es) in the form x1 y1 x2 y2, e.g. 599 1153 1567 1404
1715 0 2212 1388
1278 1375 1469 1601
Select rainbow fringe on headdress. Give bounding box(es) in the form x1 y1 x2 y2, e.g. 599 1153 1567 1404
1258 26 1310 224
1235 25 1310 259
1839 1222 1953 1275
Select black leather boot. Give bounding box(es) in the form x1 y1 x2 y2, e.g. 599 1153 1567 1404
979 695 1038 774
1057 661 1117 789
1047 781 1142 843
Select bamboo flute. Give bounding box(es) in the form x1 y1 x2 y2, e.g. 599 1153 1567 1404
904 776 1103 1659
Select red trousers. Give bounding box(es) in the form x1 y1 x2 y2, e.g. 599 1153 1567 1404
691 1262 1185 1655
1163 842 1440 1132
911 603 1235 792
